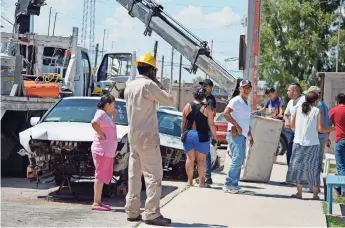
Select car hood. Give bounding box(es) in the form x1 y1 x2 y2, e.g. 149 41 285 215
159 133 183 150
19 122 128 153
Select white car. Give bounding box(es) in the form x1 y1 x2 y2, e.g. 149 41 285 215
19 97 218 187
157 109 218 179
19 97 130 186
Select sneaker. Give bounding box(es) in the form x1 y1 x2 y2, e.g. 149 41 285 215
144 215 172 226
205 178 213 185
223 185 240 194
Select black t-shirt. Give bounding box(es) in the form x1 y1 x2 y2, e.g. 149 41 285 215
206 94 217 110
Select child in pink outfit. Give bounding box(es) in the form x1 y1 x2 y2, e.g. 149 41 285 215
91 94 118 211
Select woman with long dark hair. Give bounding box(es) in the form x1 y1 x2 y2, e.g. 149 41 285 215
286 91 334 200
181 86 218 187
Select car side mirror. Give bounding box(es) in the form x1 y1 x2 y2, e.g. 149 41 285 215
30 117 41 126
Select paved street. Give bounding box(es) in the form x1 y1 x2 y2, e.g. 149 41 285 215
1 149 327 227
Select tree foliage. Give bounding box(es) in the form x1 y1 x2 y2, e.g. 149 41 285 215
259 0 344 101
192 76 205 84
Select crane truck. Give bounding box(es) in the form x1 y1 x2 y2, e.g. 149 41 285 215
1 0 94 176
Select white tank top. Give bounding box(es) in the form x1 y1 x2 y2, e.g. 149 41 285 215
294 106 320 146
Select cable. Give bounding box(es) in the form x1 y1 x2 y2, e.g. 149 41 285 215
1 15 14 25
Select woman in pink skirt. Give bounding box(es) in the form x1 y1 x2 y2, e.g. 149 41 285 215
91 94 118 211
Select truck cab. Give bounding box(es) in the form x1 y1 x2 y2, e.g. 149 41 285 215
93 52 136 98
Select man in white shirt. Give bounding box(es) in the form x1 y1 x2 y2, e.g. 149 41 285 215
222 79 254 194
283 83 304 166
281 82 304 185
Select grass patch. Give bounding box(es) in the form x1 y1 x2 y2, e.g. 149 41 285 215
323 200 345 227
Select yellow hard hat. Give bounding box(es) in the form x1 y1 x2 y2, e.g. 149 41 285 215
92 87 103 96
133 53 157 70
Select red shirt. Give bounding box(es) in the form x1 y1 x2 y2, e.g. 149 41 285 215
329 105 345 143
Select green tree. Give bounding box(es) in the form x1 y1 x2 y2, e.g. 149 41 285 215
192 76 205 84
259 0 344 102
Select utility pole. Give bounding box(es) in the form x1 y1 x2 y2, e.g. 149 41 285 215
153 41 158 59
178 54 182 110
205 39 213 79
101 29 106 58
111 41 114 52
94 43 99 68
170 47 174 93
48 7 52 35
52 12 57 36
160 55 164 83
336 0 343 72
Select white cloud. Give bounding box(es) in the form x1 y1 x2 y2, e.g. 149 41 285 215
174 6 241 29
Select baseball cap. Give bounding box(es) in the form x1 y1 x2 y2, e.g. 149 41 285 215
239 79 252 87
304 86 320 95
199 79 214 87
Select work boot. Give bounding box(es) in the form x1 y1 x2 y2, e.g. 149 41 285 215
127 215 142 222
144 215 172 226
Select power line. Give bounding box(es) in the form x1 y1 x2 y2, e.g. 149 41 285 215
1 15 14 25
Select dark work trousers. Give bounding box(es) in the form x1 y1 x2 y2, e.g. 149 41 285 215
286 133 295 167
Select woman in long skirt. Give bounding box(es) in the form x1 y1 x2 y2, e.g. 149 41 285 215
287 91 335 200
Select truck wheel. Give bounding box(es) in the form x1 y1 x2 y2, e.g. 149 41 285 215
1 144 28 177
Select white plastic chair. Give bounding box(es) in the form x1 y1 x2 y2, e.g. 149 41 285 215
324 153 336 176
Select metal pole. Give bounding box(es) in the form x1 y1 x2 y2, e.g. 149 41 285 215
170 47 174 93
48 7 52 35
243 0 255 81
94 43 99 68
30 15 34 33
336 0 342 72
101 29 106 58
178 54 182 110
111 41 114 51
153 41 158 59
52 12 57 36
160 55 164 83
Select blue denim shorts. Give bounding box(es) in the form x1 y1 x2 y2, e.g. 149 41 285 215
183 130 210 155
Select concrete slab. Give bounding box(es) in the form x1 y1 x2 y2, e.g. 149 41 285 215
138 160 327 227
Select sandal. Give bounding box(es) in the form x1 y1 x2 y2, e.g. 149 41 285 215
101 203 111 210
291 194 302 199
199 184 211 188
91 205 111 211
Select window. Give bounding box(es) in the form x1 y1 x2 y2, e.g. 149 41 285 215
157 112 181 137
81 51 91 95
42 99 128 126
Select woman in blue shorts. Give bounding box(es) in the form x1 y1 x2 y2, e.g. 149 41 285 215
181 86 218 187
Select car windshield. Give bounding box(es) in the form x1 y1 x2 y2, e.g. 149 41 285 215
157 111 181 137
216 113 226 122
42 99 128 125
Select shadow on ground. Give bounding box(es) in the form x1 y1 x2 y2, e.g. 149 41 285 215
170 222 227 227
1 177 55 190
37 181 178 208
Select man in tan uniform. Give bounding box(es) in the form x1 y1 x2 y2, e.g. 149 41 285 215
124 53 174 226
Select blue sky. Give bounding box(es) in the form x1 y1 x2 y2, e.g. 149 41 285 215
1 0 246 83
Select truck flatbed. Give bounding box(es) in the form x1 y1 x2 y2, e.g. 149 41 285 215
1 95 58 112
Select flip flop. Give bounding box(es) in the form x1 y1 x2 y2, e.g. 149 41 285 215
101 203 111 210
92 205 111 211
291 194 302 199
199 184 211 188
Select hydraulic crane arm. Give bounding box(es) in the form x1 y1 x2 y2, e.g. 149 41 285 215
115 0 237 95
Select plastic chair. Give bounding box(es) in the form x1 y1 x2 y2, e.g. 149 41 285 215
324 153 336 176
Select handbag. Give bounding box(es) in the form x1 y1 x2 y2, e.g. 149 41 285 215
181 130 189 143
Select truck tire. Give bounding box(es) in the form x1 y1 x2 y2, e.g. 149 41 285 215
1 144 28 177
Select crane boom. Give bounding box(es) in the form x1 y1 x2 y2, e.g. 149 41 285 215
115 0 237 95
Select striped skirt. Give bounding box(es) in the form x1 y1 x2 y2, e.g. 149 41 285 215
286 143 321 187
